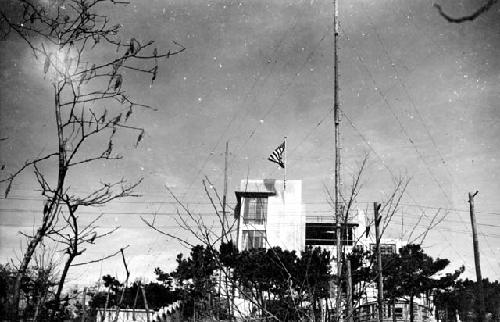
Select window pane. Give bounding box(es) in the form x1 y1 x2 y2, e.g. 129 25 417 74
244 198 267 224
370 244 396 256
305 223 355 246
242 230 266 250
395 307 403 319
241 230 249 250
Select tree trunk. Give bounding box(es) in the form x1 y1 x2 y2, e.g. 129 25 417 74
11 223 49 321
392 300 397 322
311 295 315 322
51 253 76 320
324 296 329 322
103 290 110 322
409 294 414 322
11 85 66 321
33 285 49 322
33 293 41 322
81 287 87 322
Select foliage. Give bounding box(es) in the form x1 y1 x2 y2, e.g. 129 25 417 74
153 243 332 320
345 246 376 305
0 263 58 321
219 239 238 268
218 243 331 320
170 245 219 319
344 244 463 322
383 244 463 322
154 267 173 288
87 290 108 311
87 277 180 322
434 278 500 322
384 245 456 299
299 246 331 300
102 274 122 293
228 246 331 320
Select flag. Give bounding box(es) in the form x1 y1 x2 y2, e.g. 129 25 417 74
268 141 285 168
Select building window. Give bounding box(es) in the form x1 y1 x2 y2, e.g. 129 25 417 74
242 230 266 250
394 307 403 319
305 223 355 245
370 244 397 256
244 197 267 225
353 244 364 253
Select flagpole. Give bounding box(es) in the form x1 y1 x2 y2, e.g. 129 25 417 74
284 136 287 191
333 0 343 320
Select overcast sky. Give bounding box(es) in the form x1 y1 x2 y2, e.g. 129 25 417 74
1 0 499 285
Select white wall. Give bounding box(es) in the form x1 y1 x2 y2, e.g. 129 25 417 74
237 179 305 252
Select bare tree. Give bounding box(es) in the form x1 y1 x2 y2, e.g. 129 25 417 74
8 241 59 321
144 154 415 322
325 155 413 321
378 175 411 238
143 179 236 250
0 0 184 319
30 245 58 321
434 0 498 23
141 180 289 321
47 209 123 320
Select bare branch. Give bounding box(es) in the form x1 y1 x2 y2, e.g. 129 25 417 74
71 178 143 206
140 216 193 248
434 0 498 23
380 176 411 237
120 247 130 281
1 152 58 197
71 245 130 267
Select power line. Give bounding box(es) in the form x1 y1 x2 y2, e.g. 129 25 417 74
2 207 499 230
230 24 334 166
180 17 303 197
341 102 470 266
365 21 476 241
4 195 500 217
370 26 453 181
345 35 454 207
382 3 500 269
340 19 499 271
335 23 473 267
2 222 500 241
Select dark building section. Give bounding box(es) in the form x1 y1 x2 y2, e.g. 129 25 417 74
305 222 358 246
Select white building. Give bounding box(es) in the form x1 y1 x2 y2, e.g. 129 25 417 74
232 179 403 261
231 179 434 321
233 179 305 252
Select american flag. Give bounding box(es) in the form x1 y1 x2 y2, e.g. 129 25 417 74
268 141 285 168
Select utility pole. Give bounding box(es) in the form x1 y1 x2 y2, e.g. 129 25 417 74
223 141 229 239
80 287 87 322
140 285 150 322
222 140 230 320
333 0 343 320
468 191 485 322
374 202 384 322
132 284 140 321
346 259 353 322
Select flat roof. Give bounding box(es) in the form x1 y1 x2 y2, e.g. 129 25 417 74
234 191 277 198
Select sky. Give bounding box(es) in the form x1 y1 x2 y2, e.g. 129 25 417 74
0 0 500 287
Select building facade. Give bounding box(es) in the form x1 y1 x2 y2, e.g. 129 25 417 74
354 300 434 322
233 179 305 252
231 178 434 321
